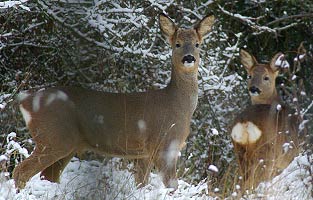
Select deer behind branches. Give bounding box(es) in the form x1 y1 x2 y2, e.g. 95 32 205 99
231 49 303 190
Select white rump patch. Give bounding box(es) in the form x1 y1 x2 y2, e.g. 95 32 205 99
20 104 32 126
231 122 262 145
45 90 69 106
183 61 195 68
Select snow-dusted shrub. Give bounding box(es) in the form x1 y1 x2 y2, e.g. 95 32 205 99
1 1 313 198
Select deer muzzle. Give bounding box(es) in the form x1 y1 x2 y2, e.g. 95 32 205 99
249 86 261 96
182 55 196 67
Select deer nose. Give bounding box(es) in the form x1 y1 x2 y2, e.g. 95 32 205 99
182 55 196 64
249 86 261 96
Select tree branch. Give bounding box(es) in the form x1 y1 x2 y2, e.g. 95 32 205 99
266 13 313 26
36 0 122 52
218 4 304 36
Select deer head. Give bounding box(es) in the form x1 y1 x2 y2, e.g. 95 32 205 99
240 49 286 105
160 14 214 75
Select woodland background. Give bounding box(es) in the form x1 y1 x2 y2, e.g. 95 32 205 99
1 0 313 196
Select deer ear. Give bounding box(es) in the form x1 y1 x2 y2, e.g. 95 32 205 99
240 49 257 71
159 13 177 40
270 52 287 72
194 15 215 38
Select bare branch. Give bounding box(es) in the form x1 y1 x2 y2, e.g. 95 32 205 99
218 4 303 36
218 4 276 35
266 13 313 26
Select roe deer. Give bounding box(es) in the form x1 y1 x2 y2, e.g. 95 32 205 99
13 13 215 190
231 49 302 190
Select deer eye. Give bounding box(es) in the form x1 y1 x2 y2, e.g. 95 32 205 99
176 43 181 48
195 43 199 48
264 76 269 81
247 75 252 80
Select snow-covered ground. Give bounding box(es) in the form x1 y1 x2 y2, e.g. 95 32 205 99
0 155 312 200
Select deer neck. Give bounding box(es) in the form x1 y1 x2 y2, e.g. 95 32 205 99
251 89 280 105
169 66 198 91
166 66 198 113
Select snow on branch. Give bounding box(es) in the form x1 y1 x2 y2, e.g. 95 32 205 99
266 13 313 26
217 4 301 35
37 0 117 51
0 0 30 11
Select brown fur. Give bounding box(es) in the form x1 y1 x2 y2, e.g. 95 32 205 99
231 50 302 190
13 13 215 190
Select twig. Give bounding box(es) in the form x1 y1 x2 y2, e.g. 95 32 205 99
266 13 313 26
217 4 302 35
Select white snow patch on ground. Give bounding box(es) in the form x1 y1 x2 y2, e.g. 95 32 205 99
0 154 312 200
246 154 313 200
0 158 212 200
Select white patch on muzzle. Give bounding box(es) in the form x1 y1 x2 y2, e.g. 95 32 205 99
249 91 260 96
231 122 262 145
183 61 195 68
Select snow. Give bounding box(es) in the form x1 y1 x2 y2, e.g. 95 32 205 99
250 154 313 200
276 104 282 111
0 155 8 162
208 165 219 173
282 142 292 153
275 54 290 68
0 103 6 110
211 128 219 136
294 54 305 62
0 154 311 200
0 0 29 10
137 119 147 133
0 158 213 200
165 140 180 167
5 132 30 158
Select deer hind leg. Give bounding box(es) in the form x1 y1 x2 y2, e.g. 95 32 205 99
40 153 74 183
134 158 152 187
13 145 72 189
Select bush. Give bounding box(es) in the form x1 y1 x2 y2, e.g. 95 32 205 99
1 0 312 197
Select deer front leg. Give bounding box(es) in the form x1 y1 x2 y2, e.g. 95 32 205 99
134 158 152 187
155 144 180 189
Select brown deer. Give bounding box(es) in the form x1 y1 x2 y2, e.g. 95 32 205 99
13 13 215 190
231 49 302 190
